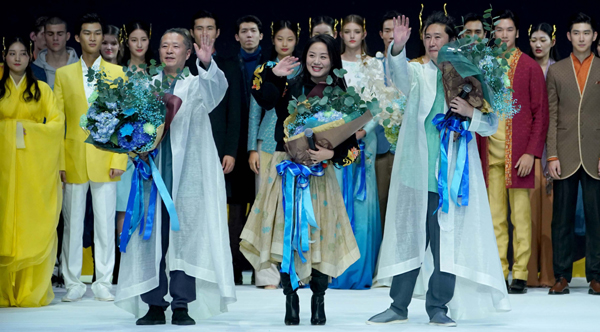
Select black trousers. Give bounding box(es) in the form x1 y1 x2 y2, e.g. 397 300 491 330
141 202 196 310
552 167 600 282
389 192 456 319
281 269 328 296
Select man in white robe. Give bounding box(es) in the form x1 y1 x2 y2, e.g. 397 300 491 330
368 14 509 327
115 28 236 325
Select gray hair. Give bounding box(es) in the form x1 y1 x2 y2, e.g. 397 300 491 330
162 28 193 50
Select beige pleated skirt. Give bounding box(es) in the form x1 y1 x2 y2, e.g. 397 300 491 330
240 152 360 282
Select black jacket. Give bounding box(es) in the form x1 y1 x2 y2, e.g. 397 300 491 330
210 54 242 161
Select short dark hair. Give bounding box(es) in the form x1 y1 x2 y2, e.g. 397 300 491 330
423 11 457 40
568 12 597 33
191 10 220 30
45 16 68 31
162 28 193 50
236 15 262 34
496 10 520 30
463 13 483 26
32 16 48 34
77 13 103 35
380 10 401 31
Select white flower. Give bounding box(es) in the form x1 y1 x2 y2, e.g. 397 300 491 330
376 51 384 59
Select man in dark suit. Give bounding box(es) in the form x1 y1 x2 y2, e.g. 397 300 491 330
190 10 250 284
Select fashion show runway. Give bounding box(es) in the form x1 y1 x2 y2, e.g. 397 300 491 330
0 278 597 331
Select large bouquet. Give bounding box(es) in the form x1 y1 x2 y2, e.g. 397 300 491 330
283 68 374 165
80 61 187 154
438 6 521 120
80 62 188 252
354 52 407 152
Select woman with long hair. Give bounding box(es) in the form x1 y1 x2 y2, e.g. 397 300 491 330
527 23 559 288
0 36 64 307
121 20 153 68
329 14 383 290
240 35 360 326
101 25 123 64
247 20 302 290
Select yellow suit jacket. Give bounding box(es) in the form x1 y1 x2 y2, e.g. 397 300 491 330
54 58 127 184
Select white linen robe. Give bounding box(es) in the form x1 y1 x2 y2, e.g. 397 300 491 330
376 44 510 319
115 59 236 319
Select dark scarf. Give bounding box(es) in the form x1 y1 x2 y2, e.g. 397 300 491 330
240 46 262 86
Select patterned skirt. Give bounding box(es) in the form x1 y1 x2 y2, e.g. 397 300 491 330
240 152 360 282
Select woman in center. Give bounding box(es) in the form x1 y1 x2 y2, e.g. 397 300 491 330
240 34 361 326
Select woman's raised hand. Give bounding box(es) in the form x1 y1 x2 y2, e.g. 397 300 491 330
272 56 300 77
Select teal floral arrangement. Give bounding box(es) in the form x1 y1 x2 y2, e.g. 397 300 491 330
80 61 188 153
284 68 379 139
439 5 521 120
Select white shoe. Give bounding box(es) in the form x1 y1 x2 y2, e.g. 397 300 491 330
61 287 85 302
93 285 115 301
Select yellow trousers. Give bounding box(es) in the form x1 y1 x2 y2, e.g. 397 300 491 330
488 164 532 280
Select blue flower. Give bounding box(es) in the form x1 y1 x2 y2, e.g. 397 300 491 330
105 102 118 109
122 108 136 117
117 121 152 151
119 123 134 136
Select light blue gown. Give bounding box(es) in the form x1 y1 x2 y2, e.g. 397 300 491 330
330 126 382 289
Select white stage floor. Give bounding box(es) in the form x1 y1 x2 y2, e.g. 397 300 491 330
1 280 598 331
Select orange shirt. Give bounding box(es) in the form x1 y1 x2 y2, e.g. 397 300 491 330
571 53 594 94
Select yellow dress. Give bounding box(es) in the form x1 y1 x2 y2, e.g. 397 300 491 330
0 76 64 307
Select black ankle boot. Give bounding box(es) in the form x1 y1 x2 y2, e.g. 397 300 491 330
172 308 195 325
310 294 326 325
284 293 300 325
136 305 166 325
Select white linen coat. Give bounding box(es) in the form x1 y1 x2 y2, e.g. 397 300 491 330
376 44 510 319
115 59 236 319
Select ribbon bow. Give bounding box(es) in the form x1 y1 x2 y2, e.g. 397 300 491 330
120 150 180 252
432 114 472 214
276 160 325 290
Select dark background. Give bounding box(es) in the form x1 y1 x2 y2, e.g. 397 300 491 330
1 0 597 63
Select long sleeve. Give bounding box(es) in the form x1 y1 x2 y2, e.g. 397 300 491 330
247 95 262 152
53 71 66 171
223 66 241 159
468 107 499 137
251 64 288 111
387 43 414 96
331 135 359 167
196 58 228 112
545 67 559 160
525 64 550 158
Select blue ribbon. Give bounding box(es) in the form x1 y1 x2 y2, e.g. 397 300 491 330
356 140 367 202
432 114 472 214
276 160 325 290
119 150 180 253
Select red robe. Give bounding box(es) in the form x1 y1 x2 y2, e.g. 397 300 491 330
477 50 549 189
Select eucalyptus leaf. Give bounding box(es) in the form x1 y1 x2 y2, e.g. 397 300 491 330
324 86 333 94
319 96 329 105
326 76 333 85
344 97 354 107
